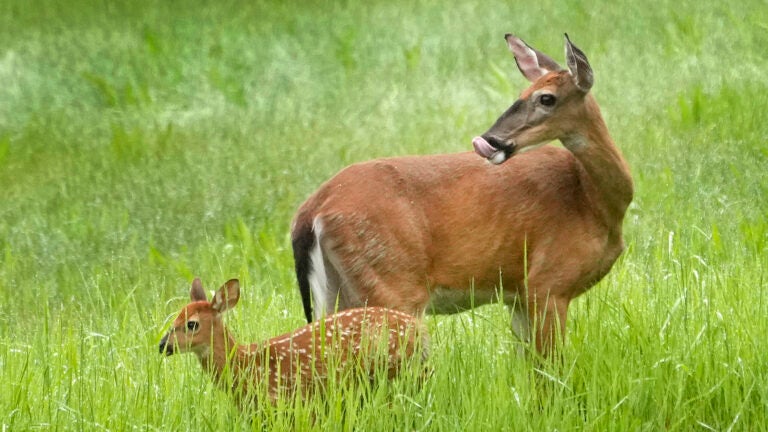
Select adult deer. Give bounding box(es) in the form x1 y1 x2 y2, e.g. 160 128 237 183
158 278 427 407
291 34 633 354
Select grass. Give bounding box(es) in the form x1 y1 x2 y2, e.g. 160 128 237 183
1 0 767 429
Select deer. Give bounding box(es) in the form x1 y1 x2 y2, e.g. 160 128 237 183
158 278 428 408
290 33 633 355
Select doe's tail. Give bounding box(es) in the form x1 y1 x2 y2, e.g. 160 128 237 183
291 217 315 323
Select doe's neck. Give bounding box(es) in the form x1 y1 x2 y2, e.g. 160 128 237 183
560 96 633 225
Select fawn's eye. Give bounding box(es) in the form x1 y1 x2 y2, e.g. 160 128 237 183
539 94 556 106
186 321 199 331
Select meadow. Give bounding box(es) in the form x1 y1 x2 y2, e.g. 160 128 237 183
1 0 767 430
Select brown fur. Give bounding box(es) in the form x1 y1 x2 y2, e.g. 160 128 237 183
159 279 428 408
291 35 633 355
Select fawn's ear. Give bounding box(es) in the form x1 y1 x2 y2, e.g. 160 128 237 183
190 278 207 302
212 279 240 313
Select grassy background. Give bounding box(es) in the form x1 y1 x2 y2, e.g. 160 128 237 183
1 0 767 429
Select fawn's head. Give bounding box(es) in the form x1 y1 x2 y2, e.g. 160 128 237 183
159 278 240 357
473 33 595 164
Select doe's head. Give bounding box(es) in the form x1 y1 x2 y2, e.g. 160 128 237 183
473 33 595 164
158 278 240 356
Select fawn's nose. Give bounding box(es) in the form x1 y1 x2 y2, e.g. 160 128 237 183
159 334 174 355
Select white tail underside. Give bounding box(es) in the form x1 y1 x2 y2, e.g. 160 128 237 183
308 217 331 318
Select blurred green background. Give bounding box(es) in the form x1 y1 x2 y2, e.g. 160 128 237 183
1 0 766 429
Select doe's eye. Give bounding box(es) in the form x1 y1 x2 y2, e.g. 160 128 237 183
186 321 200 331
539 94 556 106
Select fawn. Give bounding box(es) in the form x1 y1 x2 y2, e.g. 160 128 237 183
158 278 428 407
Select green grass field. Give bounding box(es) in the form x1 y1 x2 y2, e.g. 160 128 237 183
1 0 767 429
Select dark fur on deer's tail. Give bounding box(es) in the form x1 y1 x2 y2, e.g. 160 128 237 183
292 218 315 323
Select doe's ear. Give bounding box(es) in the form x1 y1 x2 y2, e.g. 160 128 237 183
564 33 593 92
506 34 563 82
190 278 207 302
212 279 240 313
